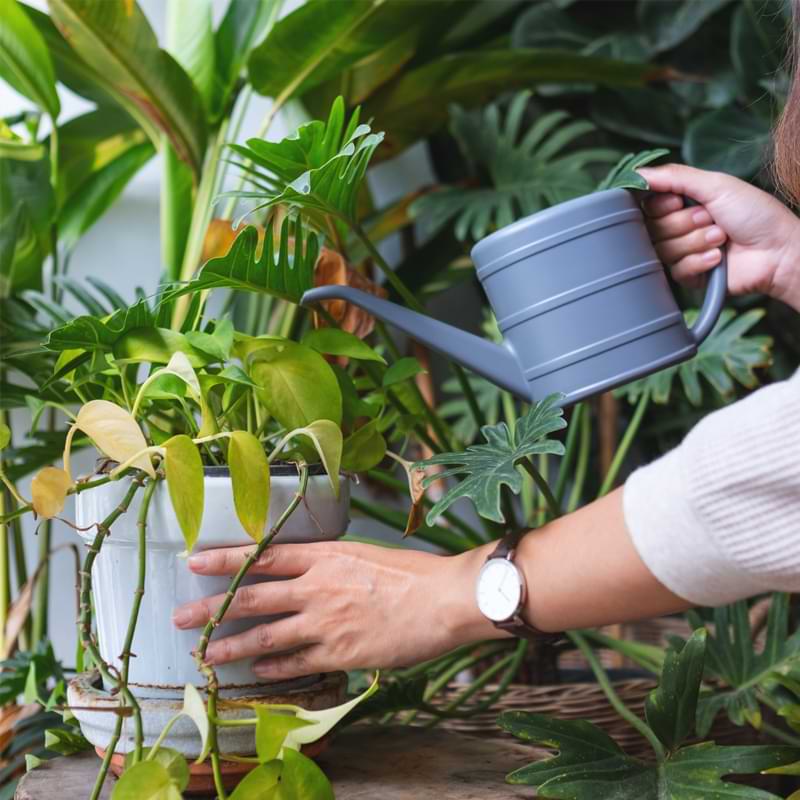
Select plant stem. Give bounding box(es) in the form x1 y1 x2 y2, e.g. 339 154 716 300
569 630 665 760
759 720 800 747
81 476 146 800
119 478 157 763
195 465 310 800
536 454 549 526
597 392 649 498
567 406 592 514
519 458 561 520
554 403 584 505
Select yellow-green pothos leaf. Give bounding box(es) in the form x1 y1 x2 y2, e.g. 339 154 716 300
31 467 73 519
229 431 270 541
254 709 313 763
110 760 182 800
302 328 386 364
284 420 342 497
124 748 189 793
279 748 334 800
164 435 204 553
228 761 281 800
341 420 386 473
70 400 155 477
181 684 211 764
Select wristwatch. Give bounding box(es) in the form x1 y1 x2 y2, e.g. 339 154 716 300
475 529 563 643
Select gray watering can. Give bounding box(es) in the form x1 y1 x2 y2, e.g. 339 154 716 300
302 188 727 406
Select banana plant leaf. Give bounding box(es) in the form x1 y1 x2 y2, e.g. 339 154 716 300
416 394 566 524
47 0 207 177
617 309 773 406
501 630 799 799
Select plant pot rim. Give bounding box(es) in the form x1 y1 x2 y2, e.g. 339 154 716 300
204 462 331 477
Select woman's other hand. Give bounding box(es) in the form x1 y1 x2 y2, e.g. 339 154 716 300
172 541 500 681
637 164 800 312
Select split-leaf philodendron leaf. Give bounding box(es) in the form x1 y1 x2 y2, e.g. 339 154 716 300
501 629 799 799
417 394 566 524
164 434 204 554
229 430 270 542
596 147 670 191
618 309 772 406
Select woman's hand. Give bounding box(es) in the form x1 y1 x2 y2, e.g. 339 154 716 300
172 541 500 681
637 164 800 312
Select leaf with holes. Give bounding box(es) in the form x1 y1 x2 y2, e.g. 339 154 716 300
229 430 270 542
417 395 566 524
618 309 772 406
411 91 620 241
164 435 204 553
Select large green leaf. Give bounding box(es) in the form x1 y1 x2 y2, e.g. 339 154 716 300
124 748 189 794
164 434 204 553
215 0 282 113
618 309 773 406
229 430 270 542
417 394 566 524
228 96 383 235
683 105 772 178
276 748 334 800
169 215 319 305
503 712 797 800
250 341 342 431
254 709 312 764
0 0 60 117
363 49 664 159
166 0 214 111
47 0 207 176
412 91 619 241
229 762 281 800
110 760 182 800
644 630 706 753
688 596 800 737
638 0 734 54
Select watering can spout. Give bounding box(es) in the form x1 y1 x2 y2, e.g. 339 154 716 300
301 286 530 400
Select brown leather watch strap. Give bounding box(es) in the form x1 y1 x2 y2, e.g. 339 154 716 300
487 529 563 644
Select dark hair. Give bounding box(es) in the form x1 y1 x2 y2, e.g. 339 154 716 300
774 2 800 204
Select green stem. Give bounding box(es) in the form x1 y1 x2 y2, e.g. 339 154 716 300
759 720 800 747
195 466 310 800
147 711 183 760
597 392 650 499
569 631 665 760
119 478 157 762
567 406 592 514
84 477 146 800
554 403 584 505
536 454 549 526
520 458 561 520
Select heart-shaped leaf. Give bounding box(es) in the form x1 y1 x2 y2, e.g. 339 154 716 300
254 709 313 764
228 761 281 800
277 748 334 800
281 420 343 496
382 357 424 387
70 400 154 477
31 467 73 519
181 684 211 764
110 760 182 800
229 430 270 541
164 435 204 553
417 394 566 524
341 420 386 473
125 748 189 793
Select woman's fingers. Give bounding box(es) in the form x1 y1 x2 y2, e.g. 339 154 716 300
643 192 683 219
646 206 713 242
670 249 723 283
188 543 318 577
253 646 328 681
654 224 726 265
172 580 302 628
204 616 311 666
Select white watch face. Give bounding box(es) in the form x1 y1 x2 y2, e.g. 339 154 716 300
476 558 523 622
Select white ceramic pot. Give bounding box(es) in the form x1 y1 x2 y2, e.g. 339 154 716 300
76 465 349 699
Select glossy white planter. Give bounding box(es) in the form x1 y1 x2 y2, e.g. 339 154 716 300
76 466 349 699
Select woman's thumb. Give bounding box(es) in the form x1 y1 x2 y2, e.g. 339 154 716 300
636 163 728 207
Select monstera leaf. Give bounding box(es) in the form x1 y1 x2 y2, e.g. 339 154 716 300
168 214 319 305
686 596 800 737
501 630 799 799
596 148 670 191
417 394 566 524
618 309 772 406
226 96 383 236
411 91 620 241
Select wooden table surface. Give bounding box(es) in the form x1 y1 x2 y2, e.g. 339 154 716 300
15 726 535 799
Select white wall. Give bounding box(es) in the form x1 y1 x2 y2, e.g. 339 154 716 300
3 1 448 663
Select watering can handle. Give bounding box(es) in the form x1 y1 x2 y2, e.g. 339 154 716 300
650 193 728 345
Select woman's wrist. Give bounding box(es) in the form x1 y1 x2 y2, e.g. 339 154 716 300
774 215 800 312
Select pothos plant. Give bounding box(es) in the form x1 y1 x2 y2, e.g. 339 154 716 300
0 295 408 800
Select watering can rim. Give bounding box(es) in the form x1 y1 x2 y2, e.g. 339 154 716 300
470 187 635 267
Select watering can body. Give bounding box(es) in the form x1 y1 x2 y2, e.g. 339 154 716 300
302 189 727 406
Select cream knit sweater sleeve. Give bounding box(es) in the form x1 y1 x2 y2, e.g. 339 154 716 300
623 367 800 607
